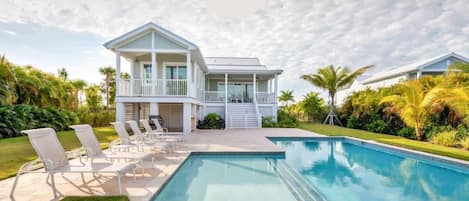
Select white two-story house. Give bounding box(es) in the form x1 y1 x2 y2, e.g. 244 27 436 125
103 22 282 134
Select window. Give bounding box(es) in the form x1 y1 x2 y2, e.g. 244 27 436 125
143 64 152 80
165 64 187 80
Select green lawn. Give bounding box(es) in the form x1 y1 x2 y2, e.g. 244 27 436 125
60 196 129 201
299 122 469 161
0 126 118 180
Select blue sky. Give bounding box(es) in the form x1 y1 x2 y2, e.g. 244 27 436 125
0 0 468 99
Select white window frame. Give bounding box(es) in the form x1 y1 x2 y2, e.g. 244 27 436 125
140 62 153 80
163 62 187 80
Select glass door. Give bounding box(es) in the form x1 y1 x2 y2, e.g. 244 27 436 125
219 82 254 103
165 65 187 95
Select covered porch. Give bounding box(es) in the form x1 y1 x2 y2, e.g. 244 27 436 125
204 72 279 104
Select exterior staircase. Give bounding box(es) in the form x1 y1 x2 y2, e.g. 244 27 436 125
226 103 260 128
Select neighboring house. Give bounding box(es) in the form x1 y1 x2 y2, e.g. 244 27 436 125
103 22 282 134
336 52 469 105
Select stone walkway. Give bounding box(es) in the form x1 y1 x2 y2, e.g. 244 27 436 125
0 128 321 201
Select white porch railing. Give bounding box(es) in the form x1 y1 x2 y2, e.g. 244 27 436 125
256 92 276 104
119 79 187 96
204 91 225 103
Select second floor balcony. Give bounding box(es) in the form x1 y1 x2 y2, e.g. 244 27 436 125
118 79 189 96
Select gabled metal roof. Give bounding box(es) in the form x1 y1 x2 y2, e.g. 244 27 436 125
361 52 469 84
103 22 197 49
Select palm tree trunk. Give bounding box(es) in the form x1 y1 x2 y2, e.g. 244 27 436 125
105 75 110 109
323 92 342 125
415 125 424 141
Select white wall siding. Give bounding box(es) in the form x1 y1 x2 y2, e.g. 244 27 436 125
259 106 274 117
205 105 225 119
121 33 152 49
154 33 186 50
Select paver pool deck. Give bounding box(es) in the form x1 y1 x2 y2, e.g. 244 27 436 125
0 128 321 201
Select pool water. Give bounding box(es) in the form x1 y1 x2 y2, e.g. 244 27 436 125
153 139 469 201
273 139 469 201
153 154 298 201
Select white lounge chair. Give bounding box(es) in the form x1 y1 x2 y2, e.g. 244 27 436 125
111 122 169 153
151 118 169 133
126 120 172 151
11 128 136 197
140 119 184 144
70 124 155 172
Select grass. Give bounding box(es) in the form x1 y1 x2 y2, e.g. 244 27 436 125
60 195 129 201
298 122 469 161
0 126 118 180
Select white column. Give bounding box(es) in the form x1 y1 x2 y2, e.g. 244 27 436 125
224 73 228 120
151 52 157 95
150 102 159 116
116 102 125 122
183 103 191 134
186 51 192 96
129 58 134 96
274 74 278 103
253 73 257 102
115 52 121 96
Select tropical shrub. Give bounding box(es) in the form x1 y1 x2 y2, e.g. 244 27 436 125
381 79 468 141
397 127 416 139
76 108 115 127
277 109 297 128
366 119 389 134
197 113 225 129
0 56 82 109
262 117 276 128
296 92 327 122
0 104 78 138
460 137 469 150
431 131 458 147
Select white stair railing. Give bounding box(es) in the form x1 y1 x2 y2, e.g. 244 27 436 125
253 97 262 128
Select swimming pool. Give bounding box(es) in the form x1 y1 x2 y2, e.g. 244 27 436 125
152 153 308 201
152 138 469 201
271 137 469 201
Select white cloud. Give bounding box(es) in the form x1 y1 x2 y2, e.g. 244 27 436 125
3 30 16 35
0 0 468 100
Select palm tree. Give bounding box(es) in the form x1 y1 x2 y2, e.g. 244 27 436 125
71 79 87 110
57 67 68 81
301 65 371 125
0 55 15 105
99 66 116 109
279 90 294 107
380 81 468 141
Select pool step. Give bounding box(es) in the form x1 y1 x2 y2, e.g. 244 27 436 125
268 159 327 201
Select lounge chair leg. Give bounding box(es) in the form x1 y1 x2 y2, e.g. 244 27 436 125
117 174 122 194
9 171 21 197
50 173 57 198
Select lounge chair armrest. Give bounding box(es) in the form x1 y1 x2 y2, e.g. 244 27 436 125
109 138 121 147
17 158 43 173
67 148 83 158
